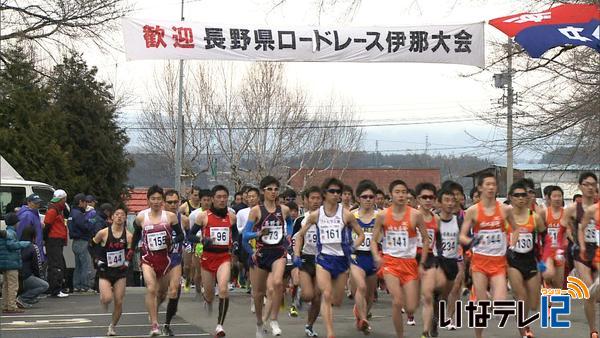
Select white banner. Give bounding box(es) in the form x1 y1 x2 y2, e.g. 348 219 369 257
122 18 485 67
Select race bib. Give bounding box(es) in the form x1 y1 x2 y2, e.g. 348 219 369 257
107 249 125 268
547 228 559 247
513 232 534 254
261 226 282 245
147 231 168 251
584 223 597 243
476 229 506 254
210 227 229 245
305 229 318 246
319 224 342 244
386 230 409 249
358 232 373 251
441 233 458 257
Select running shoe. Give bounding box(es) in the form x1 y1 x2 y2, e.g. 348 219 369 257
107 324 116 336
162 324 175 336
289 305 299 317
358 319 371 335
407 315 416 326
270 320 282 336
420 332 431 338
53 291 69 298
304 325 318 337
256 324 265 338
16 298 32 309
524 326 535 338
149 323 161 336
215 324 225 337
446 319 457 330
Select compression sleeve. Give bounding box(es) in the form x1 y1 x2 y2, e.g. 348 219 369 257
188 223 202 243
242 220 257 255
172 219 184 243
131 220 142 250
286 217 293 237
88 239 105 262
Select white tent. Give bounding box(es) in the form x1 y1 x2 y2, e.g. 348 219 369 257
1 155 24 181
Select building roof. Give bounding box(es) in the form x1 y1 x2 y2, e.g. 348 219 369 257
124 188 149 214
464 163 600 178
288 168 441 192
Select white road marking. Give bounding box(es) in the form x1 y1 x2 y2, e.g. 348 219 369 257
0 311 165 318
72 334 209 338
4 318 91 326
0 323 193 331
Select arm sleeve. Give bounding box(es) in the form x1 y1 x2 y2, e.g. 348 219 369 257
292 218 303 236
88 239 105 262
286 217 293 236
171 219 184 244
231 224 239 245
131 220 142 249
188 223 202 243
242 220 257 255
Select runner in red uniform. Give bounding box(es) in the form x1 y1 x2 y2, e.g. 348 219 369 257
131 185 185 336
539 185 567 290
189 185 237 337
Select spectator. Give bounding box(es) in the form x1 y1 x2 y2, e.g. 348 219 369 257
89 203 113 236
16 194 45 262
85 194 97 218
232 190 248 213
69 193 93 292
17 226 48 308
0 213 31 313
44 189 69 298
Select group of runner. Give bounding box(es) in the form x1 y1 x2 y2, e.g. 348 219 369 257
89 171 600 338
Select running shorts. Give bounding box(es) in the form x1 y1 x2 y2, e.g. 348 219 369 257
251 247 286 272
316 253 350 279
351 252 377 277
573 243 598 270
541 246 565 267
201 251 231 275
470 253 506 278
169 252 183 268
97 269 127 286
507 250 538 281
142 252 171 279
416 252 437 270
437 257 459 281
299 254 316 278
381 255 418 285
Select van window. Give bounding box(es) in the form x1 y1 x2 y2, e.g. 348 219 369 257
0 186 26 219
32 186 54 213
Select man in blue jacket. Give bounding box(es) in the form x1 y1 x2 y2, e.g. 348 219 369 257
0 213 31 313
16 194 45 262
18 226 48 308
69 193 93 292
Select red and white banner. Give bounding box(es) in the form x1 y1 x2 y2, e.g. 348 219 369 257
122 18 485 67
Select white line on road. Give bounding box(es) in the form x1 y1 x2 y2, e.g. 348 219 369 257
0 323 193 331
0 311 166 318
72 334 210 338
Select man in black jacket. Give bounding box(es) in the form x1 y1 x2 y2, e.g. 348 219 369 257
17 227 48 308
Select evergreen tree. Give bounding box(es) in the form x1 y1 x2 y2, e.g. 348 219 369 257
47 53 132 203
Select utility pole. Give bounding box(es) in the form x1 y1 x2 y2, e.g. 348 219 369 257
493 38 516 197
506 38 514 197
375 140 379 167
174 0 185 193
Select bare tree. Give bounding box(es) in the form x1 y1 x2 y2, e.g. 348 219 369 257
473 0 600 165
138 62 363 191
0 0 130 65
137 62 211 182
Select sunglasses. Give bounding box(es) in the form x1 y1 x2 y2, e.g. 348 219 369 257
419 195 435 200
360 194 375 200
165 200 179 205
264 187 279 192
512 193 528 198
327 189 343 195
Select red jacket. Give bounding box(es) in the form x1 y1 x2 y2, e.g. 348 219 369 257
45 203 67 244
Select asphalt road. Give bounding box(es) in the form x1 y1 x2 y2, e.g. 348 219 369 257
1 286 597 338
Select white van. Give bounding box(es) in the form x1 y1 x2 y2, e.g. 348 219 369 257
1 156 55 227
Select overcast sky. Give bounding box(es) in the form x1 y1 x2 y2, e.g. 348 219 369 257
84 0 547 162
